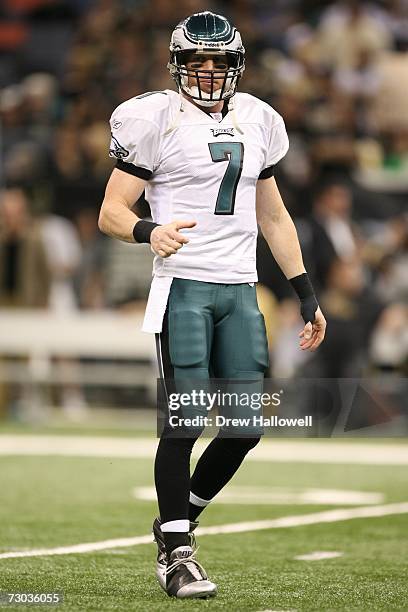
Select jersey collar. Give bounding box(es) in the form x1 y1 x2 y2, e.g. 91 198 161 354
182 94 229 122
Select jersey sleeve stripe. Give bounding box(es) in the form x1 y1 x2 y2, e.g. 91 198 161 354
258 165 275 180
115 160 152 180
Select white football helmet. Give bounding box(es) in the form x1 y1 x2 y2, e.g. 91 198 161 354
168 11 245 107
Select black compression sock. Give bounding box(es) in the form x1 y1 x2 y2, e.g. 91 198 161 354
190 436 261 501
163 532 190 557
188 502 204 522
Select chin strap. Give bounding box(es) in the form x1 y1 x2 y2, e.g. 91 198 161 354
164 91 244 136
228 97 244 135
164 90 185 135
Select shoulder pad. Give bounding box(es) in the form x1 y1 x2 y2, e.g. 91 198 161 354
235 92 284 126
111 90 175 128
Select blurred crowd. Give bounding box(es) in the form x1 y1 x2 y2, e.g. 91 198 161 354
0 0 407 381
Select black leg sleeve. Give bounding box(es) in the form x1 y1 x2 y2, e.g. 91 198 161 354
154 436 198 523
189 436 261 519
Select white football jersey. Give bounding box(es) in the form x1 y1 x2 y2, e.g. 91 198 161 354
109 89 289 284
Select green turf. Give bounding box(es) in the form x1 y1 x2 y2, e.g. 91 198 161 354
2 419 407 441
0 413 157 438
0 443 407 610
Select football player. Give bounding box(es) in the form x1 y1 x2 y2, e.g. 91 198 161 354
99 11 326 599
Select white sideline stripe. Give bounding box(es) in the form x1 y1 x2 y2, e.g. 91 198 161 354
294 551 343 561
0 535 153 559
192 503 408 534
1 502 407 560
1 435 408 465
133 486 384 506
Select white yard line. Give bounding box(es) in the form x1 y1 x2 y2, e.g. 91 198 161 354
0 502 407 560
132 486 384 506
1 435 408 465
294 551 343 561
0 535 153 560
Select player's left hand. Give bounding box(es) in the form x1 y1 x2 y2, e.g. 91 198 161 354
298 307 326 351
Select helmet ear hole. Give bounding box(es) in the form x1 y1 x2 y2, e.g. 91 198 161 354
226 52 239 68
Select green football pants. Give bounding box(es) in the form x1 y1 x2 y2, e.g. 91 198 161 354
165 278 268 378
156 279 269 435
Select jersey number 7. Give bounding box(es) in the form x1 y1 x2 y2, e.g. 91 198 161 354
208 142 244 215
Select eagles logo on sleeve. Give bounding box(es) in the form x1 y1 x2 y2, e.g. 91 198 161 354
109 134 129 160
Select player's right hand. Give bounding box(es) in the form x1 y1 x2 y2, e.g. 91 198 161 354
151 220 196 258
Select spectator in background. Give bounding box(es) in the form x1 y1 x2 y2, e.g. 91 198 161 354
0 186 51 419
307 181 361 289
371 51 408 134
39 210 87 419
0 85 27 154
40 213 82 311
0 187 50 307
316 0 392 70
21 72 59 147
370 303 408 375
73 207 107 309
314 256 383 377
103 239 153 308
333 49 381 100
383 0 408 51
373 215 408 301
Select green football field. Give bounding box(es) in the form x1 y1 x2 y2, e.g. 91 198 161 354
0 428 407 611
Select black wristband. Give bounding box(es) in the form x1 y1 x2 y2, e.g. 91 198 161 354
289 273 319 324
132 220 160 244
